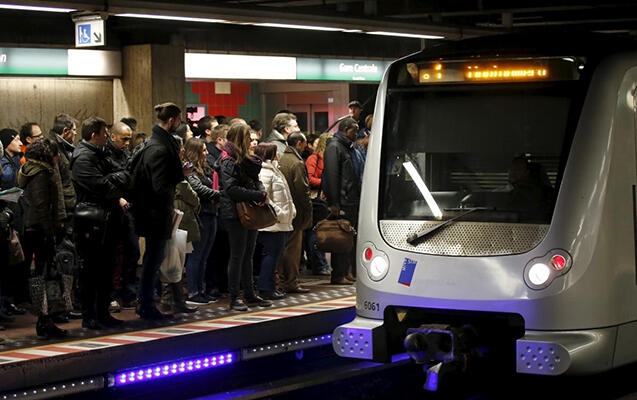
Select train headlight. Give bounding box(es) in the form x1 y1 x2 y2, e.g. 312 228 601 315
523 249 572 290
361 243 389 281
527 263 551 286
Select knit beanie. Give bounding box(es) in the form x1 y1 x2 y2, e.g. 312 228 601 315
0 128 18 150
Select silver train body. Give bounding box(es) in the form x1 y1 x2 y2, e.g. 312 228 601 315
333 33 637 380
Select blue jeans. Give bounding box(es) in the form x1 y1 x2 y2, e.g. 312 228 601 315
185 213 217 296
138 236 167 309
257 231 288 292
224 218 258 300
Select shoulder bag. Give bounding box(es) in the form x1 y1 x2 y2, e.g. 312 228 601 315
313 217 357 253
236 201 278 230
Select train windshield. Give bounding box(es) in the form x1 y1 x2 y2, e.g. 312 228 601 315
380 56 585 224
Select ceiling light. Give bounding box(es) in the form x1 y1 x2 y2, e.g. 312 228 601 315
0 3 75 12
116 13 226 24
254 22 343 32
367 31 444 39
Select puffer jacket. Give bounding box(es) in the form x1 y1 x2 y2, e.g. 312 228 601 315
218 141 266 222
258 160 296 232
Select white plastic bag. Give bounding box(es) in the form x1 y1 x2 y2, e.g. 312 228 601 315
159 228 192 283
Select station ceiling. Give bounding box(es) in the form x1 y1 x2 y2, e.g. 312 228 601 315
3 1 637 58
191 0 637 37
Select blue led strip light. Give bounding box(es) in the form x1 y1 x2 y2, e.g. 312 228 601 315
109 352 237 387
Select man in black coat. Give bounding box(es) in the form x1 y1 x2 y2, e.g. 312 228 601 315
71 116 130 329
322 117 363 285
129 102 187 320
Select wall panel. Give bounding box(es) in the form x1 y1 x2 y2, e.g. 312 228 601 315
0 77 113 141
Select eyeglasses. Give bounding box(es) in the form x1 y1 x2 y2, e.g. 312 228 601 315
121 137 132 142
30 134 42 139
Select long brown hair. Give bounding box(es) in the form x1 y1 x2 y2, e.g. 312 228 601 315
183 137 207 175
226 122 251 163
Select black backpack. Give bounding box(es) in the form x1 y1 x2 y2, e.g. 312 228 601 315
125 139 150 201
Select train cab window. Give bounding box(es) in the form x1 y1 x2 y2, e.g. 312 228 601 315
380 66 583 224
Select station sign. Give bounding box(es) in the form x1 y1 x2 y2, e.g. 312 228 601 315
75 19 105 48
0 48 67 75
0 47 120 76
296 58 392 81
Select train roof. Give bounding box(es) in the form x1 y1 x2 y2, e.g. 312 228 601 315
408 31 637 61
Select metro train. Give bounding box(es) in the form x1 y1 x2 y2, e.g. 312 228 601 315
332 31 637 390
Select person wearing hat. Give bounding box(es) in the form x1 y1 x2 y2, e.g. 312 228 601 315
1 129 23 190
0 128 29 319
347 100 368 140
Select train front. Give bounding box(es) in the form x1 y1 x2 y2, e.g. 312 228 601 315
333 37 637 391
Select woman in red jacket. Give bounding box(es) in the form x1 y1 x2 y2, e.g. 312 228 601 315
304 132 332 276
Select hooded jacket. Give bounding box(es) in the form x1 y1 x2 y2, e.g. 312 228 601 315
18 159 65 236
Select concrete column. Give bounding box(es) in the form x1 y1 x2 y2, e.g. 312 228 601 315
114 44 185 135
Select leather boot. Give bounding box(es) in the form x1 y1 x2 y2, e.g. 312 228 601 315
171 282 197 313
159 283 173 312
36 315 68 339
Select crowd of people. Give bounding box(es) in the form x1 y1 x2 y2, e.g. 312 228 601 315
0 100 372 341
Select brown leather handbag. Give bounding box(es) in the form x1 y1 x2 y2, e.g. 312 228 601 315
236 201 278 230
313 218 357 253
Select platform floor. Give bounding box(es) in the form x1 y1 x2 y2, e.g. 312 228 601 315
0 270 357 394
0 270 355 352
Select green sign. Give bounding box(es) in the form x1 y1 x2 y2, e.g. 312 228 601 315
0 48 68 75
297 58 391 81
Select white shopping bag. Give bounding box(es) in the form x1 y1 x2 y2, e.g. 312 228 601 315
159 228 191 283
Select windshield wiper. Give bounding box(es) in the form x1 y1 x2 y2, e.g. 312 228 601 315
406 207 490 246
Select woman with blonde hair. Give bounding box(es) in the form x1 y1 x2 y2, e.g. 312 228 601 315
219 122 272 311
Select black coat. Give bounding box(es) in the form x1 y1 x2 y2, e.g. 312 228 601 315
130 125 184 239
70 140 128 212
322 132 362 208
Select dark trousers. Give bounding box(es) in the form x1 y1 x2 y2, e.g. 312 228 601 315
257 231 288 292
225 218 257 300
185 213 217 296
76 220 118 319
205 216 229 294
138 235 168 309
112 213 140 302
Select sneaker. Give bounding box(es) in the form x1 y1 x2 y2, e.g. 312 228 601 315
186 294 212 306
229 299 248 312
68 310 83 320
245 296 272 308
203 293 218 303
109 300 121 313
260 290 285 300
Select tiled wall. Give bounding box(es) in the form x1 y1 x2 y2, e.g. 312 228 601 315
188 81 256 120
